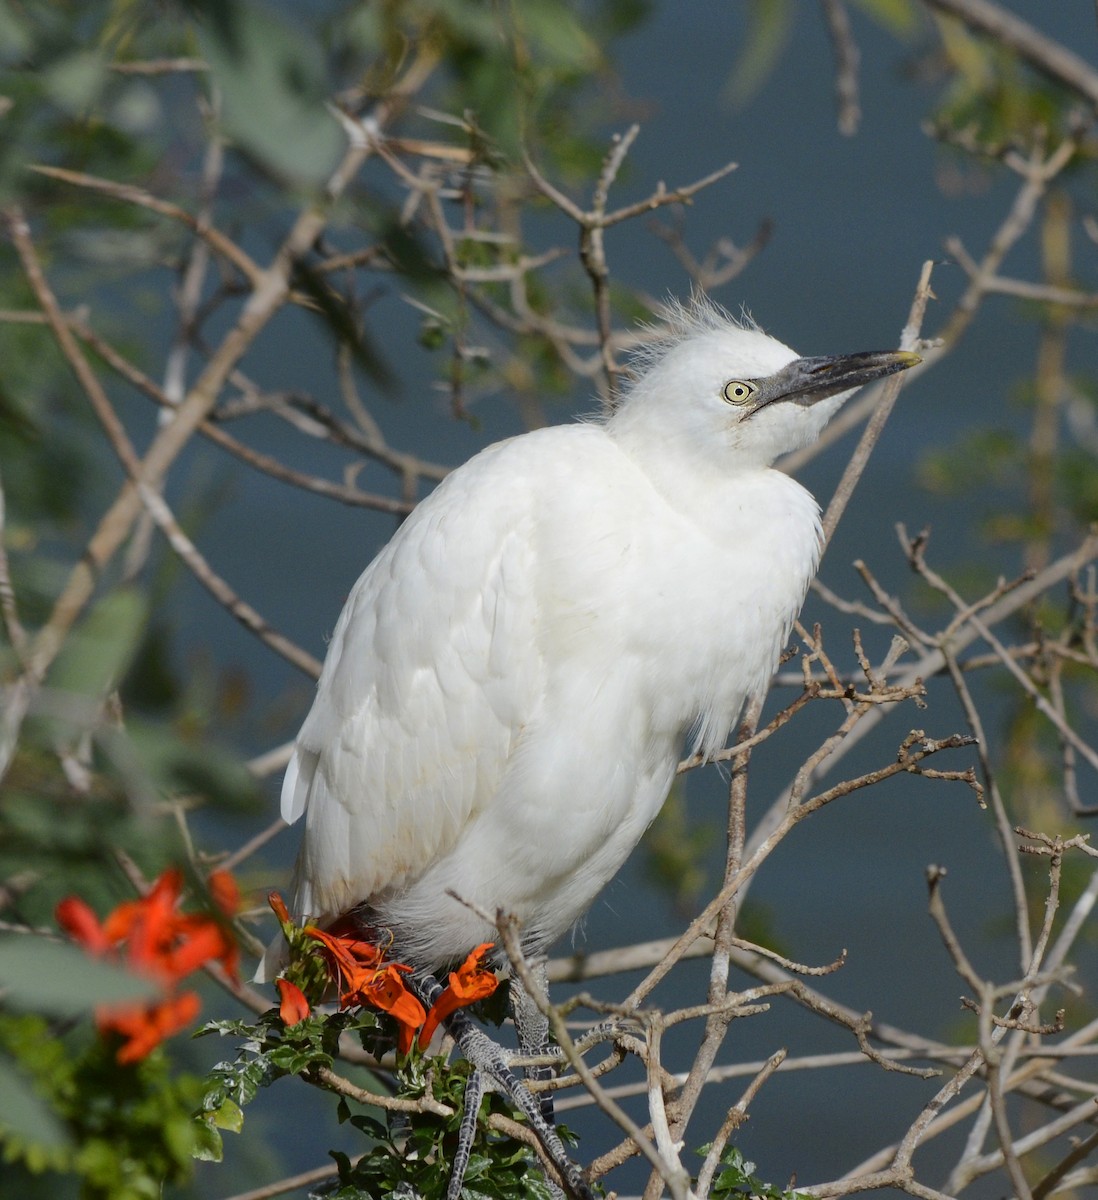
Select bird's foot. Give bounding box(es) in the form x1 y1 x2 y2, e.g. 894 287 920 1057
445 1012 592 1200
411 972 591 1200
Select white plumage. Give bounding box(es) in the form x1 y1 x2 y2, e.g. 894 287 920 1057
273 301 916 972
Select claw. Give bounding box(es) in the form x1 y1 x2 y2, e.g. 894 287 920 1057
412 973 593 1200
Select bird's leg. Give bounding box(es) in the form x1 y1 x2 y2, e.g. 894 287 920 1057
411 973 592 1200
510 958 557 1126
449 1065 485 1200
444 1006 592 1200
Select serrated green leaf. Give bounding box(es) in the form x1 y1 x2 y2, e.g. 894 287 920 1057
194 1016 264 1039
0 935 157 1016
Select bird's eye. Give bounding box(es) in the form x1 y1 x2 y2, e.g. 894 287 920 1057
721 380 756 406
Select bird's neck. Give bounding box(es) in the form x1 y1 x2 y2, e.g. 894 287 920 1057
606 417 773 535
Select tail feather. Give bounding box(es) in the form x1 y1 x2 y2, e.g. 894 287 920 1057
251 856 319 984
253 931 287 984
281 747 317 825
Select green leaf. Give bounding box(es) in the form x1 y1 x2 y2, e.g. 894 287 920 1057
191 1119 224 1163
518 3 600 71
724 0 795 108
123 719 260 811
48 586 147 704
704 1144 805 1200
0 1053 71 1159
41 48 109 114
198 1 343 186
0 935 158 1016
851 0 920 37
208 1097 244 1132
163 1112 202 1165
0 0 32 64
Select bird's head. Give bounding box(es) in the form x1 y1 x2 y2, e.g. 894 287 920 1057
610 303 919 470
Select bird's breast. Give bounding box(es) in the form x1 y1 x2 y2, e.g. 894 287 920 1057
535 457 822 756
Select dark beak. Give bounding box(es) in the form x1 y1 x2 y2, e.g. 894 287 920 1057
751 349 920 413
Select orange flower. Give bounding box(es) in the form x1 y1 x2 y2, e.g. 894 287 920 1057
103 991 202 1065
275 978 311 1026
294 920 498 1057
302 924 383 999
208 869 240 916
418 943 498 1050
55 867 240 1063
347 964 426 1057
299 924 423 1053
55 896 113 955
267 890 292 926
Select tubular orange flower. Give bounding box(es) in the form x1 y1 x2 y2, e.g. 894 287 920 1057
208 869 240 916
55 896 113 955
54 867 241 1063
162 915 237 981
267 890 292 926
302 923 425 1053
297 923 496 1057
303 924 384 997
275 978 311 1026
102 867 182 948
348 965 427 1057
105 991 202 1065
418 943 499 1050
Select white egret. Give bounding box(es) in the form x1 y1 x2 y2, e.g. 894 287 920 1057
269 298 918 1198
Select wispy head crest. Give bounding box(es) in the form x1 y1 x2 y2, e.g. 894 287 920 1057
659 291 759 337
624 292 761 381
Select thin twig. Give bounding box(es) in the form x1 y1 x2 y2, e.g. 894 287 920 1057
820 0 861 135
30 164 263 286
820 259 933 548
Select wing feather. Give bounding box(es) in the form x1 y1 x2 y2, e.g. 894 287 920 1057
282 439 545 923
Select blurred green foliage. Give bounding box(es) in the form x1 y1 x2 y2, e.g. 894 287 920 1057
727 0 918 108
643 780 715 914
0 1 654 1192
0 1012 212 1199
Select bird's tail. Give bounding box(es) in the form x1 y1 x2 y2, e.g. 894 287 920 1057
251 862 315 984
253 931 288 984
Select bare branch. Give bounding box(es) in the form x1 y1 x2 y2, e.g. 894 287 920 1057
919 0 1098 107
30 164 263 286
820 259 934 548
820 0 861 135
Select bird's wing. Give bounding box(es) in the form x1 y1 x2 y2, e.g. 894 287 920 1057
282 439 545 922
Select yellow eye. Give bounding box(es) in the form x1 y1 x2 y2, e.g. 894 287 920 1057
722 380 756 405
